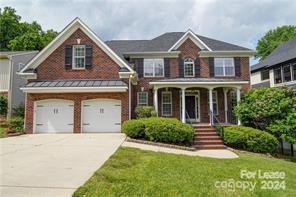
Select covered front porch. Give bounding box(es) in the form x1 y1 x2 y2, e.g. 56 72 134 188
149 78 249 125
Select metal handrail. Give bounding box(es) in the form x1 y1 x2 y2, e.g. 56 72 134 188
209 110 224 140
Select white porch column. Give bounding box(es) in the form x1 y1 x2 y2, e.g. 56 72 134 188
153 88 158 116
209 88 213 125
223 88 228 124
181 87 186 123
236 87 241 125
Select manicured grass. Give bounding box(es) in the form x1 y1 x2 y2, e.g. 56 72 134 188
74 147 296 197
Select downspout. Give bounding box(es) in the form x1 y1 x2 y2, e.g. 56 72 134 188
128 77 131 120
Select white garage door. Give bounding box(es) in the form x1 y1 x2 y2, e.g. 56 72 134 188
82 99 121 133
35 100 74 133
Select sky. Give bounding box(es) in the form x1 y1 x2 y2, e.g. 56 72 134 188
1 0 296 65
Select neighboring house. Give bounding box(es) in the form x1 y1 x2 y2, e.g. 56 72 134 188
251 38 296 88
0 51 38 118
18 18 254 134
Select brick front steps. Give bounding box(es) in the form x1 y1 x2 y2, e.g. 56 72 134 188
194 126 226 149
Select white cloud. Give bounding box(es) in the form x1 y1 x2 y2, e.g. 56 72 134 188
1 0 296 64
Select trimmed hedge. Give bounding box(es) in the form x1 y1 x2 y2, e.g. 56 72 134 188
122 117 194 145
223 126 279 153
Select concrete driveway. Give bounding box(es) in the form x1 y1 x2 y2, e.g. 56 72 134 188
0 134 126 197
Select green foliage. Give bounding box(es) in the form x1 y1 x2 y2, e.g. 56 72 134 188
234 87 296 144
0 96 8 116
123 117 194 145
135 106 157 118
7 117 24 133
0 6 58 51
122 119 145 139
256 25 296 60
13 105 25 118
223 126 279 153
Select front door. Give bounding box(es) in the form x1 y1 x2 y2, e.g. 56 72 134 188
185 95 200 122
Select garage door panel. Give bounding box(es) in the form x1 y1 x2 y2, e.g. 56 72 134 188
82 99 121 133
35 100 74 133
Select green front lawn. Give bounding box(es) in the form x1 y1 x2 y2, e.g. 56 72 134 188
74 147 296 197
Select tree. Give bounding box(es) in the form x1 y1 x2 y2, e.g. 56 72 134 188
234 87 296 145
0 6 58 51
256 25 296 60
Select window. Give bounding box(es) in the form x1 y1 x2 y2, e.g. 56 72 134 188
137 92 148 106
214 58 235 76
162 92 172 116
274 67 282 84
261 70 269 81
283 65 292 82
144 59 164 77
184 58 194 77
73 45 85 69
208 91 218 115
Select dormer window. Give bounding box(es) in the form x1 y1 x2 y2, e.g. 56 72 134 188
184 58 194 77
73 45 85 69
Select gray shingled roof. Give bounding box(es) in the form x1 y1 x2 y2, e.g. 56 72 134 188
105 32 252 60
23 79 127 88
152 78 249 83
251 38 296 72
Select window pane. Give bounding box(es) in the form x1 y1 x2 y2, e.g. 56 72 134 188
184 63 194 77
138 92 148 106
162 104 172 116
283 65 291 82
261 70 270 80
224 58 234 67
144 59 154 76
225 66 234 76
274 68 282 84
154 59 164 76
214 58 223 67
215 66 223 76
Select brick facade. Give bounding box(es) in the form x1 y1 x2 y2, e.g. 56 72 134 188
131 38 250 122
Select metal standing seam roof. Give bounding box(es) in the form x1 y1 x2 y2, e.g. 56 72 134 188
23 79 127 88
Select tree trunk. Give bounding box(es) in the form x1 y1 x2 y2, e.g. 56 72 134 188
291 143 294 157
280 139 284 154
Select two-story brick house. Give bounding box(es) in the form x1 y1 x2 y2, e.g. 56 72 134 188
19 18 254 135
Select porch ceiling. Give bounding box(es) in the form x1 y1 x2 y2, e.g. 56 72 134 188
149 78 248 89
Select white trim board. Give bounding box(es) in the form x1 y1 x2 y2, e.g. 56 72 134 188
19 18 134 74
168 30 212 51
20 86 128 93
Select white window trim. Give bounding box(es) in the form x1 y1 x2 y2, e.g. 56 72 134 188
137 91 148 106
184 58 195 77
162 91 172 116
144 58 164 77
214 57 235 77
208 90 218 115
72 45 86 70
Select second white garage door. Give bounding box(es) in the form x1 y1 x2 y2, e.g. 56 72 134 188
82 99 121 133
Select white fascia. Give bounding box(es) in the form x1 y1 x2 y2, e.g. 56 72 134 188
150 81 249 85
168 29 212 51
20 86 128 93
199 50 255 57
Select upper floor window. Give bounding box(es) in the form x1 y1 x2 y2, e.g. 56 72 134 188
144 59 164 77
73 45 85 69
274 63 296 84
214 58 234 76
261 70 269 81
137 92 148 106
184 58 194 77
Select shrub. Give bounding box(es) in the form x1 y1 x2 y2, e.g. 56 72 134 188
122 117 194 145
223 126 279 153
135 106 157 118
0 96 8 116
13 105 25 118
7 117 24 133
122 119 145 139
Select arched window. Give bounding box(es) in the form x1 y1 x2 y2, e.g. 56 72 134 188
184 58 194 77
